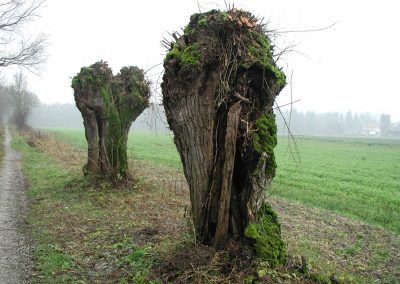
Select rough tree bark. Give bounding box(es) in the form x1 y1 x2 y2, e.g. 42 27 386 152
72 61 150 179
162 9 286 264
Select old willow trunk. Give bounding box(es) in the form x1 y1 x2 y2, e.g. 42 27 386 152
72 61 150 179
162 9 286 264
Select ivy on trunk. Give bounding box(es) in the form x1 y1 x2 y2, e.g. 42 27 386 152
162 9 286 264
72 61 149 179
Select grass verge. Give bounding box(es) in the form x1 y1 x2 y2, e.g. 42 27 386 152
13 133 189 282
13 130 359 283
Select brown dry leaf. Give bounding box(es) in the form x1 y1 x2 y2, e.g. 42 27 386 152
240 16 256 28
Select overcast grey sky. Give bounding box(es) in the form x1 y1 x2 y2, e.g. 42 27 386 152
19 0 400 121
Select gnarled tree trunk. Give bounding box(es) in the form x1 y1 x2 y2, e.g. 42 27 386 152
162 9 286 264
72 61 150 179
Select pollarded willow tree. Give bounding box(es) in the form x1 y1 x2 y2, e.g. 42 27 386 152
162 9 287 264
72 61 150 179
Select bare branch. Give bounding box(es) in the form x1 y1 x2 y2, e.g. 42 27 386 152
270 21 338 34
0 0 45 30
273 98 301 109
0 0 47 71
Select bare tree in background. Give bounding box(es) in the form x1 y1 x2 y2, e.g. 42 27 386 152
0 0 47 72
7 71 38 128
0 83 8 123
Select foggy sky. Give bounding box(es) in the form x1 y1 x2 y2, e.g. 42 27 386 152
14 0 400 121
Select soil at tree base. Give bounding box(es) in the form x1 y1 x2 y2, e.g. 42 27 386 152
0 126 32 283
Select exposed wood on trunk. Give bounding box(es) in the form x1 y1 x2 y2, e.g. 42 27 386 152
214 102 242 249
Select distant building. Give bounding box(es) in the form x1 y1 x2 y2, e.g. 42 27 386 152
380 114 391 136
364 121 380 136
387 122 400 137
368 127 380 136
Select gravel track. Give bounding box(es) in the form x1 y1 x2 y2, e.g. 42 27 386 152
0 126 31 283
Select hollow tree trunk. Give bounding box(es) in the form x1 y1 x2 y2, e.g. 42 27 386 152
162 9 287 263
72 61 150 179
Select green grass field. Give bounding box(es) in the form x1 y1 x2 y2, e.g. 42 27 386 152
46 128 400 233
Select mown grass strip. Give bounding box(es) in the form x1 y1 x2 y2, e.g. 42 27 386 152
13 136 79 282
12 138 151 282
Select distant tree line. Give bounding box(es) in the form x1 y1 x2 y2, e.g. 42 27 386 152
28 103 393 137
28 102 170 132
28 103 83 128
276 109 385 136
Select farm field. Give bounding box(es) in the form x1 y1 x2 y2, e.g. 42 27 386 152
47 127 400 234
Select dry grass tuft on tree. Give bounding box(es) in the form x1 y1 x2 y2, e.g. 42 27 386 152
72 61 150 180
162 9 287 264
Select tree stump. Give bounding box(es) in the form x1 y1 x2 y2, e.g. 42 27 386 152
72 61 150 179
162 9 286 264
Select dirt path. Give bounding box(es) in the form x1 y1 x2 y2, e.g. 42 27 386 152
0 126 31 283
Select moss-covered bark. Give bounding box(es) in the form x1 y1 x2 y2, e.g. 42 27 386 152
72 61 149 179
162 9 286 264
244 204 286 266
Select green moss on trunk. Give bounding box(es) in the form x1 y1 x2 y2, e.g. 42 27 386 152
244 203 286 266
165 43 202 65
253 113 278 172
